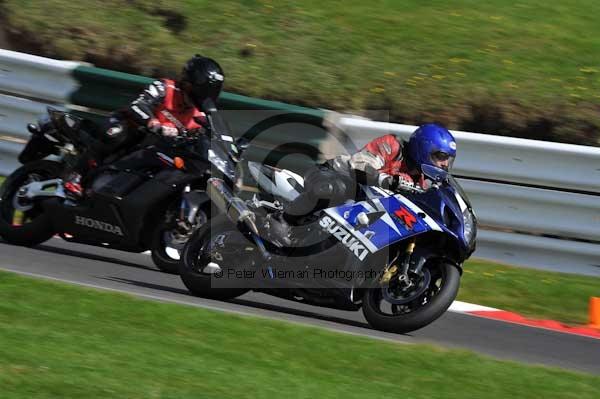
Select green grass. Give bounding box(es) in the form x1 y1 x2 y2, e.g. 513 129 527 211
3 0 600 144
459 259 600 325
0 270 598 399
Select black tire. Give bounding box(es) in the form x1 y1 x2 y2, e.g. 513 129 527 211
151 202 210 274
150 242 181 274
0 160 62 246
179 214 248 300
362 262 460 334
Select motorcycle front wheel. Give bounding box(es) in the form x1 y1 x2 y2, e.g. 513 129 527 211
362 261 460 334
179 214 249 300
151 200 210 274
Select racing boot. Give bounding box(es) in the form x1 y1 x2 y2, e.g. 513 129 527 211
63 172 84 203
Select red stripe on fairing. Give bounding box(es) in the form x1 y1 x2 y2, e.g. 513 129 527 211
470 310 600 339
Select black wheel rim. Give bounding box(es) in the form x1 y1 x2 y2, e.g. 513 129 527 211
188 228 231 275
160 209 208 261
369 262 447 317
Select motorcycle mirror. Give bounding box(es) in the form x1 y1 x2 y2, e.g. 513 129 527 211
421 164 448 183
27 124 40 134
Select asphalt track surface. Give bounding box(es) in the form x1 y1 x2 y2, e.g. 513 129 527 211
1 237 599 375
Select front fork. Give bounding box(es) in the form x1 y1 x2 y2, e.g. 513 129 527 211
179 185 192 225
179 185 211 226
169 186 208 241
380 238 426 288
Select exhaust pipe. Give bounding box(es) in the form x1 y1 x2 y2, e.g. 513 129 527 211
206 178 272 261
206 178 258 234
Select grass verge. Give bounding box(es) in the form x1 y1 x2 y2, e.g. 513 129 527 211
2 1 600 144
0 270 599 398
459 259 600 325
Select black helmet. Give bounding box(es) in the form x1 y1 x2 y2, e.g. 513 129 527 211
181 55 224 108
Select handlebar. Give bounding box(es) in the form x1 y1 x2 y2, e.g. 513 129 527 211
395 179 426 194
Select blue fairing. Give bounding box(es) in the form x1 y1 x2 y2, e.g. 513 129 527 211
323 181 472 256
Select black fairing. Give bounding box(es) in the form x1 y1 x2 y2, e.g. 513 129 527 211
43 168 196 251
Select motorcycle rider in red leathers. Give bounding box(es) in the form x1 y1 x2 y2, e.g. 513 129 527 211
284 124 457 223
348 125 455 189
63 55 225 199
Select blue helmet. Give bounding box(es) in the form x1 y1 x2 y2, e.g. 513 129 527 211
406 123 456 171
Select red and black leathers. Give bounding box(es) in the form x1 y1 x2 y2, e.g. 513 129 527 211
129 79 207 136
358 134 425 188
284 135 425 222
64 79 209 197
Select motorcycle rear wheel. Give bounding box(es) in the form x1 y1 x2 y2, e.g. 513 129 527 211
362 261 460 334
0 160 62 246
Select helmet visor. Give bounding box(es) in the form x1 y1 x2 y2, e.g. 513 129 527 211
429 151 455 171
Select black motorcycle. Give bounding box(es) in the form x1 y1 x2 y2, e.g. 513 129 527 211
0 106 237 273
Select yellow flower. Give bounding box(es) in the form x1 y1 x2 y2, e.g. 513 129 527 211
432 74 445 80
483 273 495 277
502 59 514 65
370 87 385 93
449 57 470 64
455 72 466 77
384 71 396 77
579 67 598 73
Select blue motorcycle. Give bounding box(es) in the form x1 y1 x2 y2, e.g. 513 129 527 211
180 156 477 334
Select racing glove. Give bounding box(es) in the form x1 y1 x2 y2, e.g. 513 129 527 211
147 118 179 137
379 173 421 193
